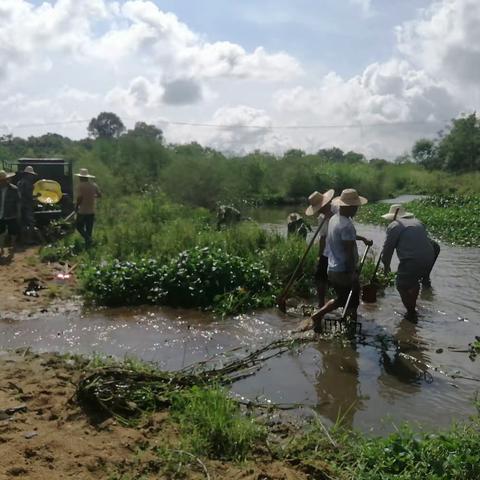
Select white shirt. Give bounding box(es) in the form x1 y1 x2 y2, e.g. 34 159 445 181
326 213 358 272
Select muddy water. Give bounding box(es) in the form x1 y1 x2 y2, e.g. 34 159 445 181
0 209 479 433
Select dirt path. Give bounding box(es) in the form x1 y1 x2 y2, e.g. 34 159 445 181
0 248 78 320
0 351 309 479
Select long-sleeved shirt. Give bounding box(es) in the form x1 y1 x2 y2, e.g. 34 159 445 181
382 218 435 268
0 184 20 220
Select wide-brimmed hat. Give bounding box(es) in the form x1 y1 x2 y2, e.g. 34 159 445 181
75 168 95 178
381 203 414 221
305 189 335 216
332 188 368 207
0 170 15 180
24 166 37 175
288 212 302 223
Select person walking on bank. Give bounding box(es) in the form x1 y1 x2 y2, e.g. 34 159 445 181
17 166 38 244
311 189 372 331
381 204 436 319
305 189 335 306
0 170 20 258
75 168 101 248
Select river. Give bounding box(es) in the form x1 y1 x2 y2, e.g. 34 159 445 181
0 205 479 434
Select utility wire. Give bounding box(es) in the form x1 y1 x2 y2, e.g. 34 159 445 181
0 117 446 132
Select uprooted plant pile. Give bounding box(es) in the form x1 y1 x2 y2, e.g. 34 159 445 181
76 337 309 423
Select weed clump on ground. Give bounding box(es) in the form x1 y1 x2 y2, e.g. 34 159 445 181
170 386 266 461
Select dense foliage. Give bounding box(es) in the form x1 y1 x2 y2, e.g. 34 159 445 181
81 246 277 315
358 195 480 247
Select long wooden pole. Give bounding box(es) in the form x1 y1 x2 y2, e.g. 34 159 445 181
277 215 328 312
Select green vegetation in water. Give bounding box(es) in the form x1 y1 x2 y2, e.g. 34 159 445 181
358 194 480 247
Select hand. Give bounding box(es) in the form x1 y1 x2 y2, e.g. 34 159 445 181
364 238 373 247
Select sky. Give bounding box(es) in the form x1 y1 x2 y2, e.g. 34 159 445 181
1 0 480 159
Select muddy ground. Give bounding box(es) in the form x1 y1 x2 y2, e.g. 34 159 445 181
0 248 79 320
0 351 314 480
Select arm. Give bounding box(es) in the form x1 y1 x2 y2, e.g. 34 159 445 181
75 186 82 212
343 240 356 273
356 234 373 246
382 222 402 272
319 235 326 257
94 183 102 198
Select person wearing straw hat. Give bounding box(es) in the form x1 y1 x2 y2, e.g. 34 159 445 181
17 166 38 244
311 189 372 330
305 189 335 306
381 204 436 319
0 170 20 257
75 168 101 248
287 212 311 239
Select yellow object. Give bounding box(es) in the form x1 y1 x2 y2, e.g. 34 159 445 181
33 179 63 205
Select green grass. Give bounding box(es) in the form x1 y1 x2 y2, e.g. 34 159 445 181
170 386 266 461
283 412 480 480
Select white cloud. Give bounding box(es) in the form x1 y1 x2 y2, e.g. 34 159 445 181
1 0 479 159
397 0 480 89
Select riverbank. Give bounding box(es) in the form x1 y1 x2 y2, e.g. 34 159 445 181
1 350 478 480
0 247 78 320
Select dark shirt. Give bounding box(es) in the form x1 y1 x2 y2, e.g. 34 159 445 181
382 218 435 267
0 184 20 220
17 178 35 206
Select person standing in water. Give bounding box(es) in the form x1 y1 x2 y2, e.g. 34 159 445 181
311 189 372 331
305 189 335 306
381 204 436 319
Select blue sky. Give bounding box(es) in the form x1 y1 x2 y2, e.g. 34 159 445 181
2 0 479 158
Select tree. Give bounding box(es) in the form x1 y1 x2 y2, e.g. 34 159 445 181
437 113 480 172
317 147 344 163
412 138 439 169
128 122 163 142
343 151 365 163
88 112 126 139
283 149 306 160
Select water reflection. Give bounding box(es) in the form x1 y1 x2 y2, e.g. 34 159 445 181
314 340 363 428
377 318 431 400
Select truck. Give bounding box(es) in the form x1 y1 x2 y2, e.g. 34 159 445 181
1 157 75 226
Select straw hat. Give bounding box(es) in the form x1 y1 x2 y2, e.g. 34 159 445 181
332 188 368 207
75 168 95 178
305 189 335 216
0 170 15 180
24 166 37 175
288 212 302 223
381 203 414 221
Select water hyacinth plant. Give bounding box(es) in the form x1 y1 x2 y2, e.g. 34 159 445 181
81 246 277 315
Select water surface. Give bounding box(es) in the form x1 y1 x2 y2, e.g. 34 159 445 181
0 212 478 433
